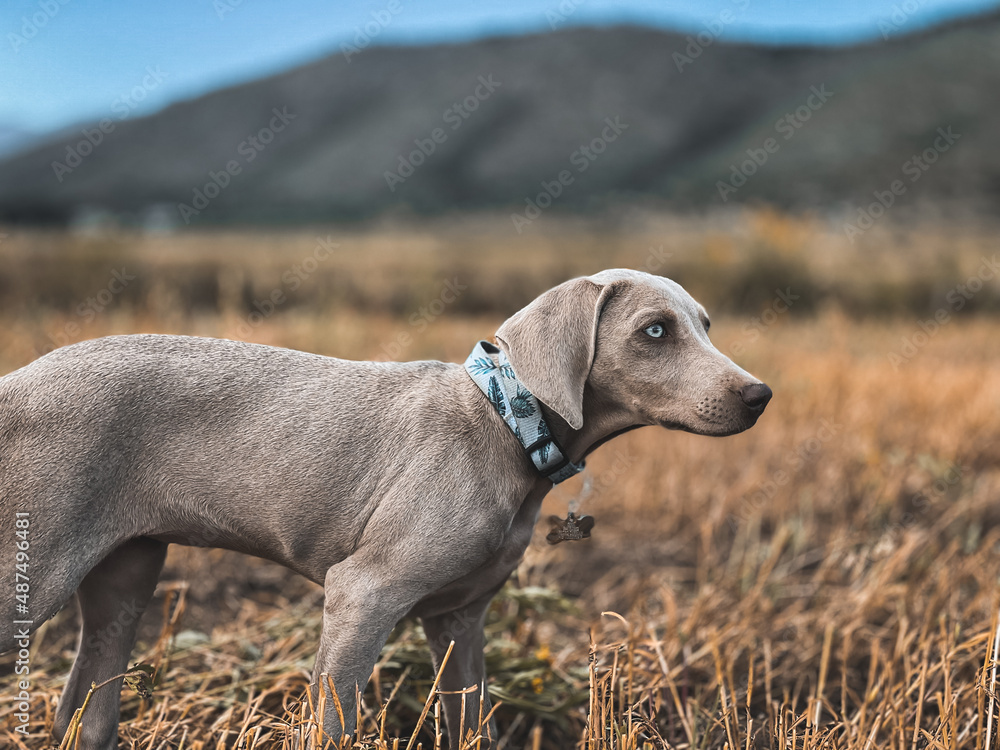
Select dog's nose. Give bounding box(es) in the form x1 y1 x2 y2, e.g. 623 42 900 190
739 382 772 411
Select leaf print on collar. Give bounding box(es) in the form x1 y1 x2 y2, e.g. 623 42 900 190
463 340 584 484
487 375 506 417
469 356 497 375
510 387 535 418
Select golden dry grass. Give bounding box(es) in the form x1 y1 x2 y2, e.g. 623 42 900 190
1 212 999 749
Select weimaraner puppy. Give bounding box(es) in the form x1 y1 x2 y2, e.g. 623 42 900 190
0 268 771 749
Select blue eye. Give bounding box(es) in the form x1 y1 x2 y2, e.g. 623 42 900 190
644 324 665 338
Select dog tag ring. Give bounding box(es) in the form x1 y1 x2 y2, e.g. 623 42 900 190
546 512 595 544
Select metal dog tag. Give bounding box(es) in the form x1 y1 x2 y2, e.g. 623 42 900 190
545 512 595 544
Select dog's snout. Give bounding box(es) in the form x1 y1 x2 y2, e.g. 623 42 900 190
739 382 772 411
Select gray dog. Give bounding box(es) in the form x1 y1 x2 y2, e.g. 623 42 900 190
0 269 771 749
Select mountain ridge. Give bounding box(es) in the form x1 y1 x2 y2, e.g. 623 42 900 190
1 12 997 225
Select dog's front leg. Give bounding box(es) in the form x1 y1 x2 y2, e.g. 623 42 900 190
306 557 414 744
420 590 500 750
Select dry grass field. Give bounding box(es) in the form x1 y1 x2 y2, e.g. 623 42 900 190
1 210 999 749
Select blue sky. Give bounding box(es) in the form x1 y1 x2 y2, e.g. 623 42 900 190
2 0 998 134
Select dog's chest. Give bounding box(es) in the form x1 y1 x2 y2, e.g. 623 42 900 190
407 485 546 618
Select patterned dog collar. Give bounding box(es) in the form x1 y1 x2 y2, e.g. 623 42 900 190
464 341 585 484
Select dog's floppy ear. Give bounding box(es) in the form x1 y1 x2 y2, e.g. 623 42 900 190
495 277 618 430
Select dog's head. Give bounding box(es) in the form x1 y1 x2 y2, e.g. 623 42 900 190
495 269 771 436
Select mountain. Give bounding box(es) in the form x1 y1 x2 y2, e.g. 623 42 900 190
0 12 997 225
0 124 44 160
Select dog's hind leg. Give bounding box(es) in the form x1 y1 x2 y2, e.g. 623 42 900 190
53 537 167 750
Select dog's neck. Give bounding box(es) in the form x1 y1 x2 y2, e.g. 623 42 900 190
540 388 645 467
460 342 643 482
464 340 585 483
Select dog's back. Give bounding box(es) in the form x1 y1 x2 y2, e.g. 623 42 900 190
0 334 473 649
